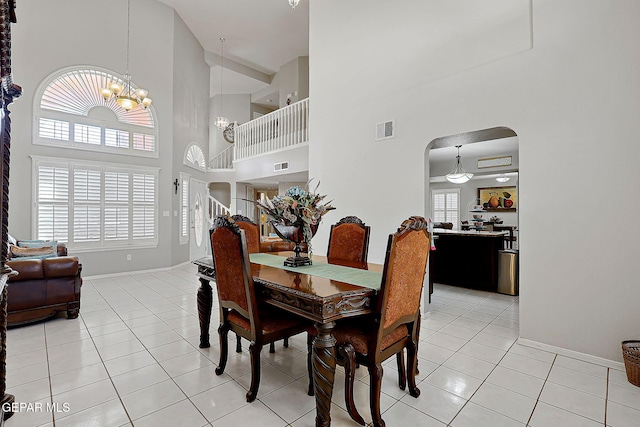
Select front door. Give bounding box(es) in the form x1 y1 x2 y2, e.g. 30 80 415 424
189 178 208 261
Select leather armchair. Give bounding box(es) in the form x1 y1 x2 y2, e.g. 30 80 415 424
6 243 82 326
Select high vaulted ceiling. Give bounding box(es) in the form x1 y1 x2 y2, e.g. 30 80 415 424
156 0 309 101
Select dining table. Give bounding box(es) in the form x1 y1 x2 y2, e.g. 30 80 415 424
193 252 384 427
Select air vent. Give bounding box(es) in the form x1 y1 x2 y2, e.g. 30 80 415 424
375 120 395 141
274 161 289 172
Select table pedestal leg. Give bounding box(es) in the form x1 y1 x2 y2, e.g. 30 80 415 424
313 321 336 427
197 278 213 348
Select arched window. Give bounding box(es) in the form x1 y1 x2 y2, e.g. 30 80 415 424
184 143 206 171
32 67 159 249
34 66 158 157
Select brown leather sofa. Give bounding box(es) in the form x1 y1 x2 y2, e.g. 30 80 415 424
5 242 82 327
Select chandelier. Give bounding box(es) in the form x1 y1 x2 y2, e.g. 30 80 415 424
214 37 229 129
445 145 474 184
289 0 300 9
100 0 152 112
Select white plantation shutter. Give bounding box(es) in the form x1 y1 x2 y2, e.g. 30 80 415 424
181 179 189 238
34 158 157 248
37 166 69 241
431 189 460 230
73 169 101 242
39 118 69 141
446 192 459 226
132 133 155 151
432 193 446 223
132 173 156 239
74 123 101 145
105 129 130 148
104 172 129 240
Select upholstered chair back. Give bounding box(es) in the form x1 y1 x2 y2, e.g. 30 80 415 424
231 215 261 254
210 216 254 317
327 216 370 264
378 216 430 331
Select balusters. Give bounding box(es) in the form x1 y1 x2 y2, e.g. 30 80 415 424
232 98 308 161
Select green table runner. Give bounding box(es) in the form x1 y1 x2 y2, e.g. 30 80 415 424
249 253 381 290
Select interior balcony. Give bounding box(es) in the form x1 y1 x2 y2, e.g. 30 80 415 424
208 97 309 187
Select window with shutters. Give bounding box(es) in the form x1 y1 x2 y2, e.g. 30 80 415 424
34 67 158 158
431 189 460 230
179 173 190 244
33 156 158 250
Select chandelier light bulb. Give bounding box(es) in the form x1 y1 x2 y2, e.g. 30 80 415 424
215 116 229 129
289 0 300 9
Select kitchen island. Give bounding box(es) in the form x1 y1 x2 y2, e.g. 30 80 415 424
429 230 505 293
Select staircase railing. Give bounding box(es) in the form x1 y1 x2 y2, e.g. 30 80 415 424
210 145 234 170
208 195 230 225
235 97 309 161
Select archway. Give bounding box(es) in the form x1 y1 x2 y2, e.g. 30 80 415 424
424 126 520 304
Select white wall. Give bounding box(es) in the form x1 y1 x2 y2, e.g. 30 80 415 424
10 0 210 275
309 0 640 362
209 94 251 160
172 11 212 267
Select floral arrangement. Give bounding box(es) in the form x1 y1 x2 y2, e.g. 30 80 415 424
254 180 335 245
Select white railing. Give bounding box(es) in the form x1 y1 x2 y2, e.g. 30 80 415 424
210 145 234 169
208 195 230 225
235 97 309 161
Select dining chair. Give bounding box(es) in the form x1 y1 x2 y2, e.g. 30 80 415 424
232 214 292 353
326 216 371 268
230 215 262 352
210 215 311 402
308 216 430 427
231 214 260 253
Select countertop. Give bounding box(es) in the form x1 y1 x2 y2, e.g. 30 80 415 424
433 230 506 237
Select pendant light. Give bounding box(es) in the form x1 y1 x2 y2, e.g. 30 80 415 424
214 37 229 129
445 145 474 184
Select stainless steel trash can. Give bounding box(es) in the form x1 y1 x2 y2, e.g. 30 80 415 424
498 249 518 295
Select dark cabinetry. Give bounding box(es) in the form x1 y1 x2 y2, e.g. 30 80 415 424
429 232 504 292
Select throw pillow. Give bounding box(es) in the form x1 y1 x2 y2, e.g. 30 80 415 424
18 240 57 249
10 245 56 258
6 234 17 256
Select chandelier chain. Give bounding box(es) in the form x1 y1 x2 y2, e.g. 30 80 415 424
219 37 225 113
126 0 131 74
99 0 152 111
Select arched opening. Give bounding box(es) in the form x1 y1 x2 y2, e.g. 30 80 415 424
424 126 520 310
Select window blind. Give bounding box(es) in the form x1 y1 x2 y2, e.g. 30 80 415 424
35 160 157 248
181 179 189 238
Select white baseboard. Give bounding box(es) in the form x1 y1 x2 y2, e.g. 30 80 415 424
84 260 193 281
517 337 625 371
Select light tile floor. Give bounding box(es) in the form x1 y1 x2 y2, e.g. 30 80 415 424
5 264 640 426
